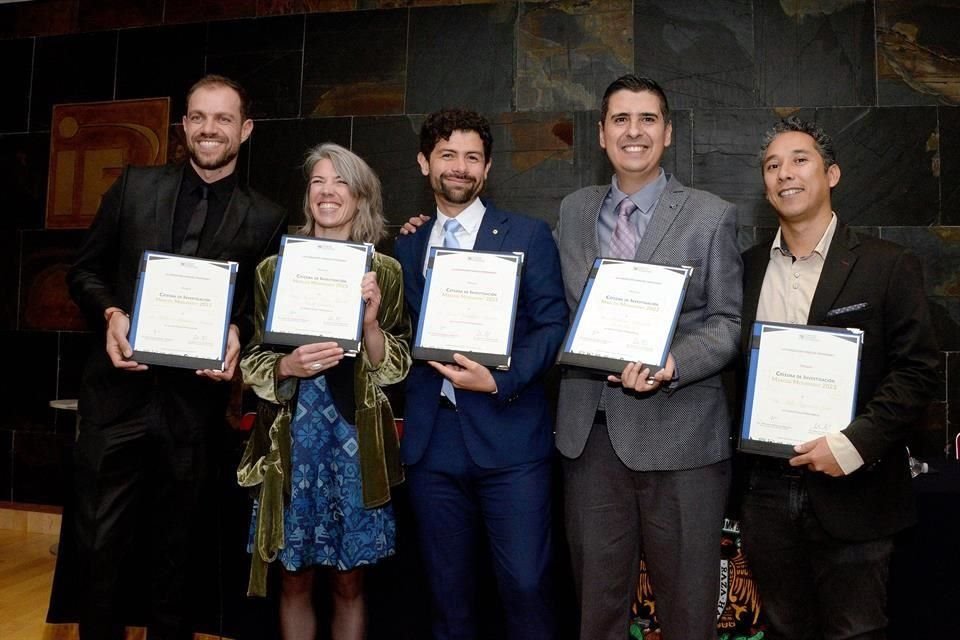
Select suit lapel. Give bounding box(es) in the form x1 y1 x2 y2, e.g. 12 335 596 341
206 186 251 258
579 187 605 265
414 217 437 276
636 179 689 263
741 245 770 347
808 224 859 324
473 206 509 252
154 165 182 253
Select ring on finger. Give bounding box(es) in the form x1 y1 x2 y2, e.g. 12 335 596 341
311 362 323 370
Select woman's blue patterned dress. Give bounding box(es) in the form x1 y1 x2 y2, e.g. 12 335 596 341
250 374 396 571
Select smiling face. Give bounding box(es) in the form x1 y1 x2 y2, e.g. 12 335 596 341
599 89 672 194
182 84 253 182
762 130 840 227
308 157 358 240
417 129 491 216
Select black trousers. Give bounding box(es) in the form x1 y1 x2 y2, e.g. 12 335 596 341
72 405 209 640
740 463 894 640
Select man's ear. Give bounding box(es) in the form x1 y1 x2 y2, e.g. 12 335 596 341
240 119 254 144
597 121 606 150
417 152 430 177
827 163 841 188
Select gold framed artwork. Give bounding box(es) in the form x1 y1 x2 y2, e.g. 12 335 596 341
45 97 170 229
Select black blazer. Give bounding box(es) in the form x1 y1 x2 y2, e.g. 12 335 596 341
740 223 940 540
68 163 286 429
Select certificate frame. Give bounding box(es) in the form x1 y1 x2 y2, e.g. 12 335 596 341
739 321 863 458
263 235 374 354
128 250 237 370
557 257 692 375
413 247 523 370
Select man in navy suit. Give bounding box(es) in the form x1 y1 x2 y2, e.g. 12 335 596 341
738 117 940 639
393 109 567 640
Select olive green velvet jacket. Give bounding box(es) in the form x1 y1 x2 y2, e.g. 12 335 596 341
237 251 410 596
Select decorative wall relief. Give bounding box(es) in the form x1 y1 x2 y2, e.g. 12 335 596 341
45 97 169 229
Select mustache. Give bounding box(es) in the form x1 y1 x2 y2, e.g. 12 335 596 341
441 171 476 182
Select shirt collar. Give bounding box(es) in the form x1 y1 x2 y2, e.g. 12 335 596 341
770 212 838 259
182 162 238 200
610 170 668 213
435 197 486 235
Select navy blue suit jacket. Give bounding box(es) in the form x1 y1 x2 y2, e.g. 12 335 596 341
393 204 567 469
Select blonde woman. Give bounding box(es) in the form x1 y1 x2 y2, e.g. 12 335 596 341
238 143 410 640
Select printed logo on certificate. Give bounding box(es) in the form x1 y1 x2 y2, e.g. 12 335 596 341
128 251 238 371
264 235 374 354
413 247 523 370
739 322 863 459
557 258 692 375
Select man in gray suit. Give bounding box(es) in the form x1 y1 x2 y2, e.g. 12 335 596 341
554 75 742 640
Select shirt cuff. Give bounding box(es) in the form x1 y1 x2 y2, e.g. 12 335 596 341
825 432 864 475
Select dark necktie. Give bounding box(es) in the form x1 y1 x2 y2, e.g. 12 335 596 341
180 184 209 256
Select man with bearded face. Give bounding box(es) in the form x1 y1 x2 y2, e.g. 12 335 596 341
393 109 568 640
60 74 286 640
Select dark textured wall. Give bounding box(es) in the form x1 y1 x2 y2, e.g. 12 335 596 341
0 0 957 505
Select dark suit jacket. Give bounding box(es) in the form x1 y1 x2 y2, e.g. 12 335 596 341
393 203 568 469
554 178 743 471
68 163 286 430
741 223 940 540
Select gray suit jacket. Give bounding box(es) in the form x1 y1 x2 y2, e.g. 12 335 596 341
554 177 742 471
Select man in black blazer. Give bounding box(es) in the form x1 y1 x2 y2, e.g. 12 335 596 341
64 75 286 639
739 117 940 639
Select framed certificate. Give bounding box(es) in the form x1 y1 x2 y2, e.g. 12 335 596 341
264 235 373 354
557 258 692 374
413 247 523 370
739 322 863 458
129 251 237 370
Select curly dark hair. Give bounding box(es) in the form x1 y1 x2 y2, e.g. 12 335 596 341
760 116 837 170
419 108 493 161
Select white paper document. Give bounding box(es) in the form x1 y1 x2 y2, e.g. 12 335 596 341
740 322 862 457
414 248 523 369
265 236 372 352
559 259 691 374
130 252 236 369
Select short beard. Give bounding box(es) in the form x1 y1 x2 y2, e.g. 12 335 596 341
187 138 237 171
434 174 481 205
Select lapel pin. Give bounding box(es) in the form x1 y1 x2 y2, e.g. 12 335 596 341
492 229 499 235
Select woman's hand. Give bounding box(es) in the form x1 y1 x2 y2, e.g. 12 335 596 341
361 271 386 367
278 342 345 379
361 271 381 330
